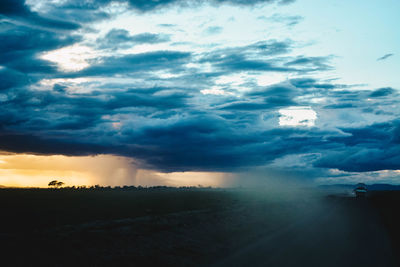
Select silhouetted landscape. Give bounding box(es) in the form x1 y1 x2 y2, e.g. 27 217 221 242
1 0 399 266
0 186 399 266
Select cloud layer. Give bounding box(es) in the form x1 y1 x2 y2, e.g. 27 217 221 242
0 0 399 184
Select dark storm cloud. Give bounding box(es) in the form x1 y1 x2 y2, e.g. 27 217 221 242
0 73 339 173
0 68 30 91
198 40 294 73
0 23 80 74
0 0 27 16
4 86 188 115
315 146 400 173
19 14 80 31
220 102 274 111
98 29 170 49
237 84 297 108
247 84 295 98
2 0 400 178
38 3 109 24
65 51 191 77
369 87 395 97
315 86 400 112
1 75 398 173
0 17 82 129
212 54 292 72
0 85 189 135
0 22 79 62
198 41 332 74
0 1 82 92
0 0 80 30
0 133 112 156
103 88 189 110
377 53 394 61
219 79 341 112
289 78 335 89
117 115 331 172
314 120 400 172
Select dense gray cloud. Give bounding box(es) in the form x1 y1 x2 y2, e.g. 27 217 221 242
62 50 192 78
369 87 395 98
0 75 353 172
314 120 400 172
0 1 82 95
197 41 332 74
0 68 29 91
0 22 80 74
0 0 80 30
220 84 298 110
0 133 113 156
1 73 398 173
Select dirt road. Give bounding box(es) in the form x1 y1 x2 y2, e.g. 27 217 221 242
214 196 395 267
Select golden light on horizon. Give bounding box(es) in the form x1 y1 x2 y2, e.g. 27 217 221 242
135 170 232 188
0 153 229 188
0 153 137 188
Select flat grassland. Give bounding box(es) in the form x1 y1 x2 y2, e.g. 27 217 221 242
0 188 398 266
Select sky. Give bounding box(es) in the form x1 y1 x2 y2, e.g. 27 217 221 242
0 0 399 187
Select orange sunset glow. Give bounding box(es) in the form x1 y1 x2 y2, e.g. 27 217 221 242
0 153 229 188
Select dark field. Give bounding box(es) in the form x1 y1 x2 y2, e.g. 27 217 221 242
0 187 398 266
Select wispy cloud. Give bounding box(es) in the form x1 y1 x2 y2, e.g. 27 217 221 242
377 53 394 61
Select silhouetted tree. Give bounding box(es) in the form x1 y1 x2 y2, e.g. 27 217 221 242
48 180 64 188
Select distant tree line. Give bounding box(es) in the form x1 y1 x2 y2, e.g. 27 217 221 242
47 180 213 191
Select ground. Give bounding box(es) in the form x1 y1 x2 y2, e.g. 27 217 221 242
0 187 398 266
